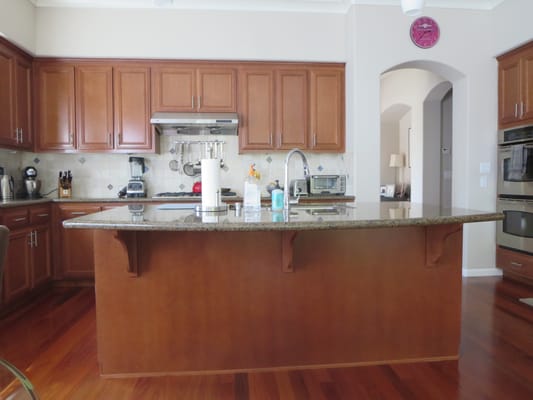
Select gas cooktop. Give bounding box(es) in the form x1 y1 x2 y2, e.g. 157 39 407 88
153 191 237 198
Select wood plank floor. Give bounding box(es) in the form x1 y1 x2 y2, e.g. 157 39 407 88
0 276 532 399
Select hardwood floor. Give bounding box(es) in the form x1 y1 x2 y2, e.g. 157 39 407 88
0 276 532 399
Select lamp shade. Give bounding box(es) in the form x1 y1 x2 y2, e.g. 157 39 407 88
401 0 425 16
389 154 405 168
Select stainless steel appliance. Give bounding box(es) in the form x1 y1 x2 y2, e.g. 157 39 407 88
498 125 533 198
0 174 15 201
126 157 147 198
289 179 308 197
309 174 346 195
22 166 41 198
497 198 533 254
150 112 239 136
497 126 533 253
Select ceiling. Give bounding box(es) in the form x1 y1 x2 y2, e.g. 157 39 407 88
28 0 506 13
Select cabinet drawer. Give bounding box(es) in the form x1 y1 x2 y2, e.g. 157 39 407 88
496 246 533 281
59 206 101 220
2 208 29 230
30 206 51 224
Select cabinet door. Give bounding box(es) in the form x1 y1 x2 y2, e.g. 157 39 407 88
238 69 275 152
76 65 114 151
498 55 521 128
197 68 237 112
31 225 51 288
521 48 533 124
309 69 344 152
0 46 15 147
59 206 101 279
114 66 153 151
36 64 76 151
276 70 308 149
14 55 32 149
2 229 31 303
151 66 196 112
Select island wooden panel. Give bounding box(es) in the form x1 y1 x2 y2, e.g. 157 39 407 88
93 224 463 377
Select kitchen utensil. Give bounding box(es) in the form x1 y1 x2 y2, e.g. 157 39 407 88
183 161 201 177
0 175 15 201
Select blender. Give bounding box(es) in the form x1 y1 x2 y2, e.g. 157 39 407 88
126 157 147 198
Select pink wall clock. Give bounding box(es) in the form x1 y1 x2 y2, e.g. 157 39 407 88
410 16 440 49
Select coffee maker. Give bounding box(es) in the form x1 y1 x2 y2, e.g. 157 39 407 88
126 157 147 198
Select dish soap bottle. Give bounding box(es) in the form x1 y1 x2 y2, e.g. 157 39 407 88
244 164 261 210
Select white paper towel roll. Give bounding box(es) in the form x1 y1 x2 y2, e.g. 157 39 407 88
201 158 220 209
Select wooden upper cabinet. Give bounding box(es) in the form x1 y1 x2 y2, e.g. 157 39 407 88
76 65 114 151
498 42 533 129
239 64 345 153
197 68 237 112
36 64 76 151
36 61 154 153
152 65 237 112
114 66 152 150
14 56 33 149
151 66 196 112
0 40 32 150
309 69 345 152
0 46 15 147
238 68 276 151
277 69 308 149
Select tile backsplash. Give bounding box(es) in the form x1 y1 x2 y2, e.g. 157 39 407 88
1 136 351 198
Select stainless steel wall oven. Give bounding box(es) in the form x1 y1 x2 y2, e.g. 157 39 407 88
497 125 533 254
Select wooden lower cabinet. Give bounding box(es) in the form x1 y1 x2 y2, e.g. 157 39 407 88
55 204 102 280
1 205 52 307
496 246 533 285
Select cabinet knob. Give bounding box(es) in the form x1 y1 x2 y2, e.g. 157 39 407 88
510 261 523 268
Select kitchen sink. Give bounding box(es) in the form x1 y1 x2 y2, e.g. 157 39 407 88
290 204 342 215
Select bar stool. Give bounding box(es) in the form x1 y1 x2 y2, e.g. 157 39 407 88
0 225 39 399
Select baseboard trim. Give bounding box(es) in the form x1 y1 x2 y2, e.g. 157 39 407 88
462 267 503 277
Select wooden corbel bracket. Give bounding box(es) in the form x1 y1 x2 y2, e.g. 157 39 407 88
281 231 298 273
113 230 140 277
425 223 462 267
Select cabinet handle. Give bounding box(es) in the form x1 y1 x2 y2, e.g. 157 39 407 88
108 133 112 147
37 213 49 217
33 231 38 247
510 261 523 268
192 96 195 109
520 102 525 118
269 133 272 146
70 212 87 215
313 133 317 147
27 232 33 247
19 129 23 144
198 96 202 110
14 217 27 222
515 103 519 118
69 133 74 144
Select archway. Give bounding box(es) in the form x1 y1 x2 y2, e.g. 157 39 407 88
380 61 465 206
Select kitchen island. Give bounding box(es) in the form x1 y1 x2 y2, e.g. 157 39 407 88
63 202 502 377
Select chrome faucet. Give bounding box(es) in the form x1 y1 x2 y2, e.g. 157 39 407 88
283 148 310 212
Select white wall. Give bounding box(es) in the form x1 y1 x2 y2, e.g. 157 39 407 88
348 5 498 272
0 0 35 53
35 7 346 61
491 0 533 56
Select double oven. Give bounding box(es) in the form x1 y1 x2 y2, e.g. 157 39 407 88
497 125 533 254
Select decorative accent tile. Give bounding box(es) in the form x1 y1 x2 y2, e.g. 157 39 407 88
79 157 86 164
33 157 40 164
317 165 324 172
170 147 176 154
266 156 272 163
107 184 113 190
179 183 185 190
222 165 229 172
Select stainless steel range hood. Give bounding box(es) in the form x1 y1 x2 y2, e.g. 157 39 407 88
150 112 239 135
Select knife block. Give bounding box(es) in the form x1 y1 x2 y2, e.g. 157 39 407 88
58 179 72 199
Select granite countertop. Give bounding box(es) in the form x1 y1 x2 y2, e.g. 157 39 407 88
0 195 355 208
62 202 503 232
